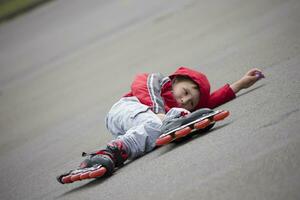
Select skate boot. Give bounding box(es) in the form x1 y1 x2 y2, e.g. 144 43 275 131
57 140 128 184
156 108 229 146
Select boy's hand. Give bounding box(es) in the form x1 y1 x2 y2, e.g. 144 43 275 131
157 108 191 122
230 68 265 94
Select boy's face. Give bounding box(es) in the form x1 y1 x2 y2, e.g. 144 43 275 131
172 80 200 111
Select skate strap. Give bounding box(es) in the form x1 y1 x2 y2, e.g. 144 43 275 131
106 145 125 167
82 152 88 157
81 151 97 157
82 147 125 168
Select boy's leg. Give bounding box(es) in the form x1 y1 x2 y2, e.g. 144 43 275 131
118 120 162 159
105 97 162 160
57 97 162 184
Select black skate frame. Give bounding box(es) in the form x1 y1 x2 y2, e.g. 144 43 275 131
159 110 222 138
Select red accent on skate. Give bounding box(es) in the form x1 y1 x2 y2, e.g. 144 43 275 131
70 174 81 182
175 127 192 138
180 111 189 117
194 119 210 129
62 175 73 184
89 167 107 178
156 135 173 146
107 140 129 161
80 172 90 180
213 110 230 121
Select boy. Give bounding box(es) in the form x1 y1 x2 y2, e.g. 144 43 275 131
57 66 264 183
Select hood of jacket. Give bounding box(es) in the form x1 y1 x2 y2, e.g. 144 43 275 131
169 66 211 110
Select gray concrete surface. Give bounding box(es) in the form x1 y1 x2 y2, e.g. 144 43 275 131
0 0 299 199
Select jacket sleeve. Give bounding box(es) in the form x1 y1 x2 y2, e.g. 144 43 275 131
131 73 166 114
207 84 236 109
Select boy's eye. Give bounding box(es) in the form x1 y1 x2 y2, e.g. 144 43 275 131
184 89 188 95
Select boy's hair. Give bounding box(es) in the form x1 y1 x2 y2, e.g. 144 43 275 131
172 75 200 90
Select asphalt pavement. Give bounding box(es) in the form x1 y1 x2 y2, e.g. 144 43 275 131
0 0 299 199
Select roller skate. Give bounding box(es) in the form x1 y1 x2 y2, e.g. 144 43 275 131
57 140 128 184
156 108 229 146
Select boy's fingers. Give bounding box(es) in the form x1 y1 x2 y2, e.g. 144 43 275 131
247 68 264 77
255 70 265 79
246 69 256 76
248 75 258 81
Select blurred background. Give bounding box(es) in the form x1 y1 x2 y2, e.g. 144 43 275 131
0 0 299 199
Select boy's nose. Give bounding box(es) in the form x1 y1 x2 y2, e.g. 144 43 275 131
181 96 189 104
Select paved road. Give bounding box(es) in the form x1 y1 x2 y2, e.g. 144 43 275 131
0 0 299 199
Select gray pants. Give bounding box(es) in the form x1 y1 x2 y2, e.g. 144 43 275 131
105 97 163 159
105 97 189 160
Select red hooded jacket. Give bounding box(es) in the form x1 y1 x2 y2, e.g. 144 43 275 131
124 67 236 113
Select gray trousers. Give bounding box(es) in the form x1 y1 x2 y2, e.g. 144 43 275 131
105 97 163 159
105 97 189 160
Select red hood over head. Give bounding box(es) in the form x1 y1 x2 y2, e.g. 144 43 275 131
169 66 211 109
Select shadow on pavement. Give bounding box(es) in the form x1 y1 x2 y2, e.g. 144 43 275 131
236 83 266 99
55 175 110 199
157 122 233 156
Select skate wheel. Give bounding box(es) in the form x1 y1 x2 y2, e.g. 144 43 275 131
194 119 210 129
70 174 81 182
80 172 90 180
213 111 230 121
175 127 192 138
156 135 173 146
89 167 107 178
62 175 73 184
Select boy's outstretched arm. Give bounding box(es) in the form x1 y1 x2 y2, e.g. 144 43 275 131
230 68 265 94
207 68 264 109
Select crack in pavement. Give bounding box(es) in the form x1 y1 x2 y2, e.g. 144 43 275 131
258 108 300 129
